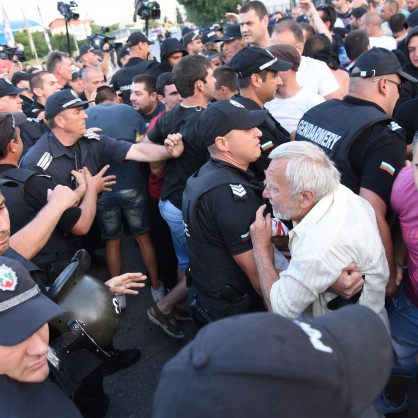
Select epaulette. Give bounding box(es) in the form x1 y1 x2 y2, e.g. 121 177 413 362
229 183 248 201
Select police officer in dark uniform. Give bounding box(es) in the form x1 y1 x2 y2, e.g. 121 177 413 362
20 89 182 189
228 46 291 181
110 31 158 105
0 112 108 283
0 78 47 155
183 100 268 327
295 47 417 296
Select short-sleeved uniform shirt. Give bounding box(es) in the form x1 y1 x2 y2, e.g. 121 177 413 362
21 130 132 189
345 96 406 206
148 105 209 209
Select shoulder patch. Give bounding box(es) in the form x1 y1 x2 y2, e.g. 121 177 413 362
230 183 248 201
387 121 402 132
37 152 53 171
84 129 101 141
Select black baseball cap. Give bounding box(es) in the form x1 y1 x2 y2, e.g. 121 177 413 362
11 71 31 87
0 112 27 148
0 256 66 346
183 30 200 47
201 29 218 45
79 43 99 56
0 78 26 97
71 69 82 80
195 99 267 147
350 47 418 82
45 89 93 120
153 306 393 418
126 31 152 47
228 46 292 79
215 24 242 42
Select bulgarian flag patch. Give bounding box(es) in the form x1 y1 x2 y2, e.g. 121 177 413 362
241 231 251 242
261 141 274 151
379 161 395 176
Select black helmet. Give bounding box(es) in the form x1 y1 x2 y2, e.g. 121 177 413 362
49 274 120 347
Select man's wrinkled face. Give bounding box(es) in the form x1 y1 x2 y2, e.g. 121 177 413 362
222 37 245 63
263 159 301 221
58 106 88 138
0 324 49 383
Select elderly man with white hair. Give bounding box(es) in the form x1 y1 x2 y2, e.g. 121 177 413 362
250 141 389 320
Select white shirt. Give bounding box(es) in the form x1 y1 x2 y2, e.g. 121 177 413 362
265 88 325 134
270 185 389 319
297 56 340 97
369 35 397 51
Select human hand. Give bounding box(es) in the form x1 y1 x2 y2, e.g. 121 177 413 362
298 0 315 18
250 204 273 251
84 165 116 193
386 273 400 298
47 185 79 210
105 272 147 295
328 262 365 299
164 133 184 158
225 12 240 22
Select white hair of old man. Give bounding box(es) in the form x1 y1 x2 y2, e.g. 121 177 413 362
268 141 341 200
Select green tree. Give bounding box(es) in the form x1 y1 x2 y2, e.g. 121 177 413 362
177 0 239 26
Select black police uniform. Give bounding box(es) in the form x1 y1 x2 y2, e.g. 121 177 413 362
183 158 264 326
295 96 406 205
110 57 158 105
148 105 209 210
25 101 45 119
19 118 48 156
0 165 81 282
232 94 290 181
0 375 82 418
20 130 132 189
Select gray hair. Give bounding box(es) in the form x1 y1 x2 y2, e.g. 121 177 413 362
269 141 341 200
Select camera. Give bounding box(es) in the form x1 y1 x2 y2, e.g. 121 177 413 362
0 45 26 62
134 1 161 20
57 1 79 21
88 27 115 52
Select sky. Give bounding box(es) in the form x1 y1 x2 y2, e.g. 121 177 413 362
1 0 143 27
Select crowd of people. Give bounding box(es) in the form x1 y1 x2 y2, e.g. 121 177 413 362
1 0 418 416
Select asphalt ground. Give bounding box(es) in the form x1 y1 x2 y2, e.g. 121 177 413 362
87 235 418 418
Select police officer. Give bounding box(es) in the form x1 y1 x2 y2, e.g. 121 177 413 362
20 88 183 190
0 78 47 155
295 47 417 296
183 100 268 327
228 46 291 180
0 112 111 283
110 31 158 105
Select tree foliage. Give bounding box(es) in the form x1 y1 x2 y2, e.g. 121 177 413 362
177 0 239 26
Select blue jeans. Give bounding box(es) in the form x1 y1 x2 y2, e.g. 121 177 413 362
159 199 189 271
97 187 149 240
387 286 418 377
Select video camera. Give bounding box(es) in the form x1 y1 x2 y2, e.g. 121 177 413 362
0 45 26 62
134 0 161 21
57 1 79 21
88 26 115 52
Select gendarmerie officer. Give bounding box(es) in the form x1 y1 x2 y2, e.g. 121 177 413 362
228 46 291 181
183 100 268 327
110 31 158 105
295 47 417 297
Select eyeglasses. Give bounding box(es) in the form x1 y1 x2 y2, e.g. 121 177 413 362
386 79 402 93
372 77 402 93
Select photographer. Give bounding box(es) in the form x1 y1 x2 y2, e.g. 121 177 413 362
78 42 113 79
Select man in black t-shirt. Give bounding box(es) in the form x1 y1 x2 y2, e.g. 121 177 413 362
228 46 291 181
110 31 158 105
145 55 215 338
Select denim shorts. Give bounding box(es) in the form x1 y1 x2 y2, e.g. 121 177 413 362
158 198 189 271
387 286 418 377
97 187 150 240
